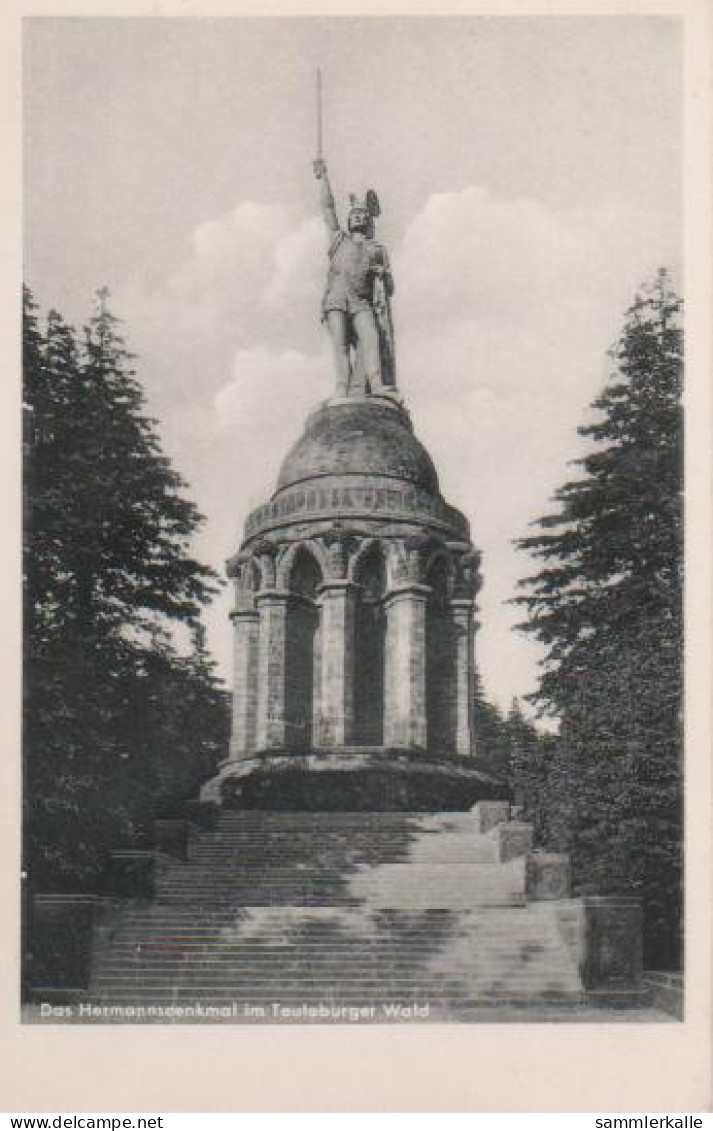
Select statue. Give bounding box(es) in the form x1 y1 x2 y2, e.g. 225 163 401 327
313 158 397 398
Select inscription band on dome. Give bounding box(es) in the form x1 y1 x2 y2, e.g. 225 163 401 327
244 481 469 540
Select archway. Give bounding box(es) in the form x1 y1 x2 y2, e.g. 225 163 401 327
426 555 456 755
353 543 387 746
285 546 322 750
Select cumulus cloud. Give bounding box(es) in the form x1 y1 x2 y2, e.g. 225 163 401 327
119 201 326 358
261 218 324 311
397 186 676 338
212 344 330 508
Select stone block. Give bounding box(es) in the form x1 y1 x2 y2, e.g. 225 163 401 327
107 850 156 899
471 800 510 834
26 894 97 995
493 821 534 862
580 896 643 991
154 818 197 861
525 852 571 901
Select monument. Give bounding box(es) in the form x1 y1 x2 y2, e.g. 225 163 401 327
202 147 504 811
24 106 648 1021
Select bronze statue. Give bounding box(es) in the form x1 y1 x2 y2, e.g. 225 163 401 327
313 158 397 398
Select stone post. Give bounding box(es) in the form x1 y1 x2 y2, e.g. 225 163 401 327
316 580 356 747
383 584 430 749
229 608 260 760
449 598 475 757
255 590 290 750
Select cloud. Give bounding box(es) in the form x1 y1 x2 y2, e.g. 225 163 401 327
119 201 326 357
213 344 330 507
397 186 677 340
261 218 324 310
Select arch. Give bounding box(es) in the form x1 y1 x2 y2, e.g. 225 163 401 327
276 539 329 591
353 541 387 746
349 538 384 585
288 545 323 599
353 540 387 599
424 550 454 601
426 552 457 755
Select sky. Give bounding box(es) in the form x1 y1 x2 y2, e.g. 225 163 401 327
23 16 682 714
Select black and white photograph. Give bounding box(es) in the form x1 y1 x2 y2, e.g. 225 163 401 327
7 5 712 1111
18 12 689 1031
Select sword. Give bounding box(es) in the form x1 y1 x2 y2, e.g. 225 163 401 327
316 68 323 162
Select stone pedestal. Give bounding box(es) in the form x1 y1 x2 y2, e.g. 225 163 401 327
580 896 643 991
492 821 534 862
384 584 430 749
255 590 290 750
219 396 490 789
316 581 356 747
472 800 511 834
525 852 571 900
229 609 259 761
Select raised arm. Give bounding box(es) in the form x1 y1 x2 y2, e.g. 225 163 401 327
313 159 339 234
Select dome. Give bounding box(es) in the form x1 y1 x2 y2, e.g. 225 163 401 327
276 398 440 496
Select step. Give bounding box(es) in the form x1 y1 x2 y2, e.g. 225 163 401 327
85 812 582 1012
92 974 577 990
90 990 575 1004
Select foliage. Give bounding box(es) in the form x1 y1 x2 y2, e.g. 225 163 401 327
512 270 683 967
472 675 554 810
23 287 229 891
472 671 512 773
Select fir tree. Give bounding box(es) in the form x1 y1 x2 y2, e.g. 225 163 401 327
23 287 228 889
513 270 683 967
472 670 511 772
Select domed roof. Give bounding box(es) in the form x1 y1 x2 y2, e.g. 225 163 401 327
276 398 440 496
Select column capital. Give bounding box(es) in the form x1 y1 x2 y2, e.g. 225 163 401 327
448 598 475 617
230 607 260 622
317 579 359 597
384 583 432 605
255 588 291 605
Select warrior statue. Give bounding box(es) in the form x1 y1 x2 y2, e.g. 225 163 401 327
313 157 397 398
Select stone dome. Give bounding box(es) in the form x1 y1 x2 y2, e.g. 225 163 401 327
276 397 440 496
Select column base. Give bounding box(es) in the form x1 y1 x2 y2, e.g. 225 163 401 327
200 747 506 811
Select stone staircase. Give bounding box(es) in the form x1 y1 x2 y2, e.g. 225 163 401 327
87 810 591 1019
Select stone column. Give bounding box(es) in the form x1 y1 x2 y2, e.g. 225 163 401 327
255 590 290 750
312 615 323 745
449 598 475 758
383 584 430 750
229 608 260 761
316 580 356 747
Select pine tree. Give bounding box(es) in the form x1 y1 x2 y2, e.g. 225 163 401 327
472 670 511 772
513 270 683 967
23 287 228 890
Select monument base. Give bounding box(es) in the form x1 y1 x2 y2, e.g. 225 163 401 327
201 748 506 812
